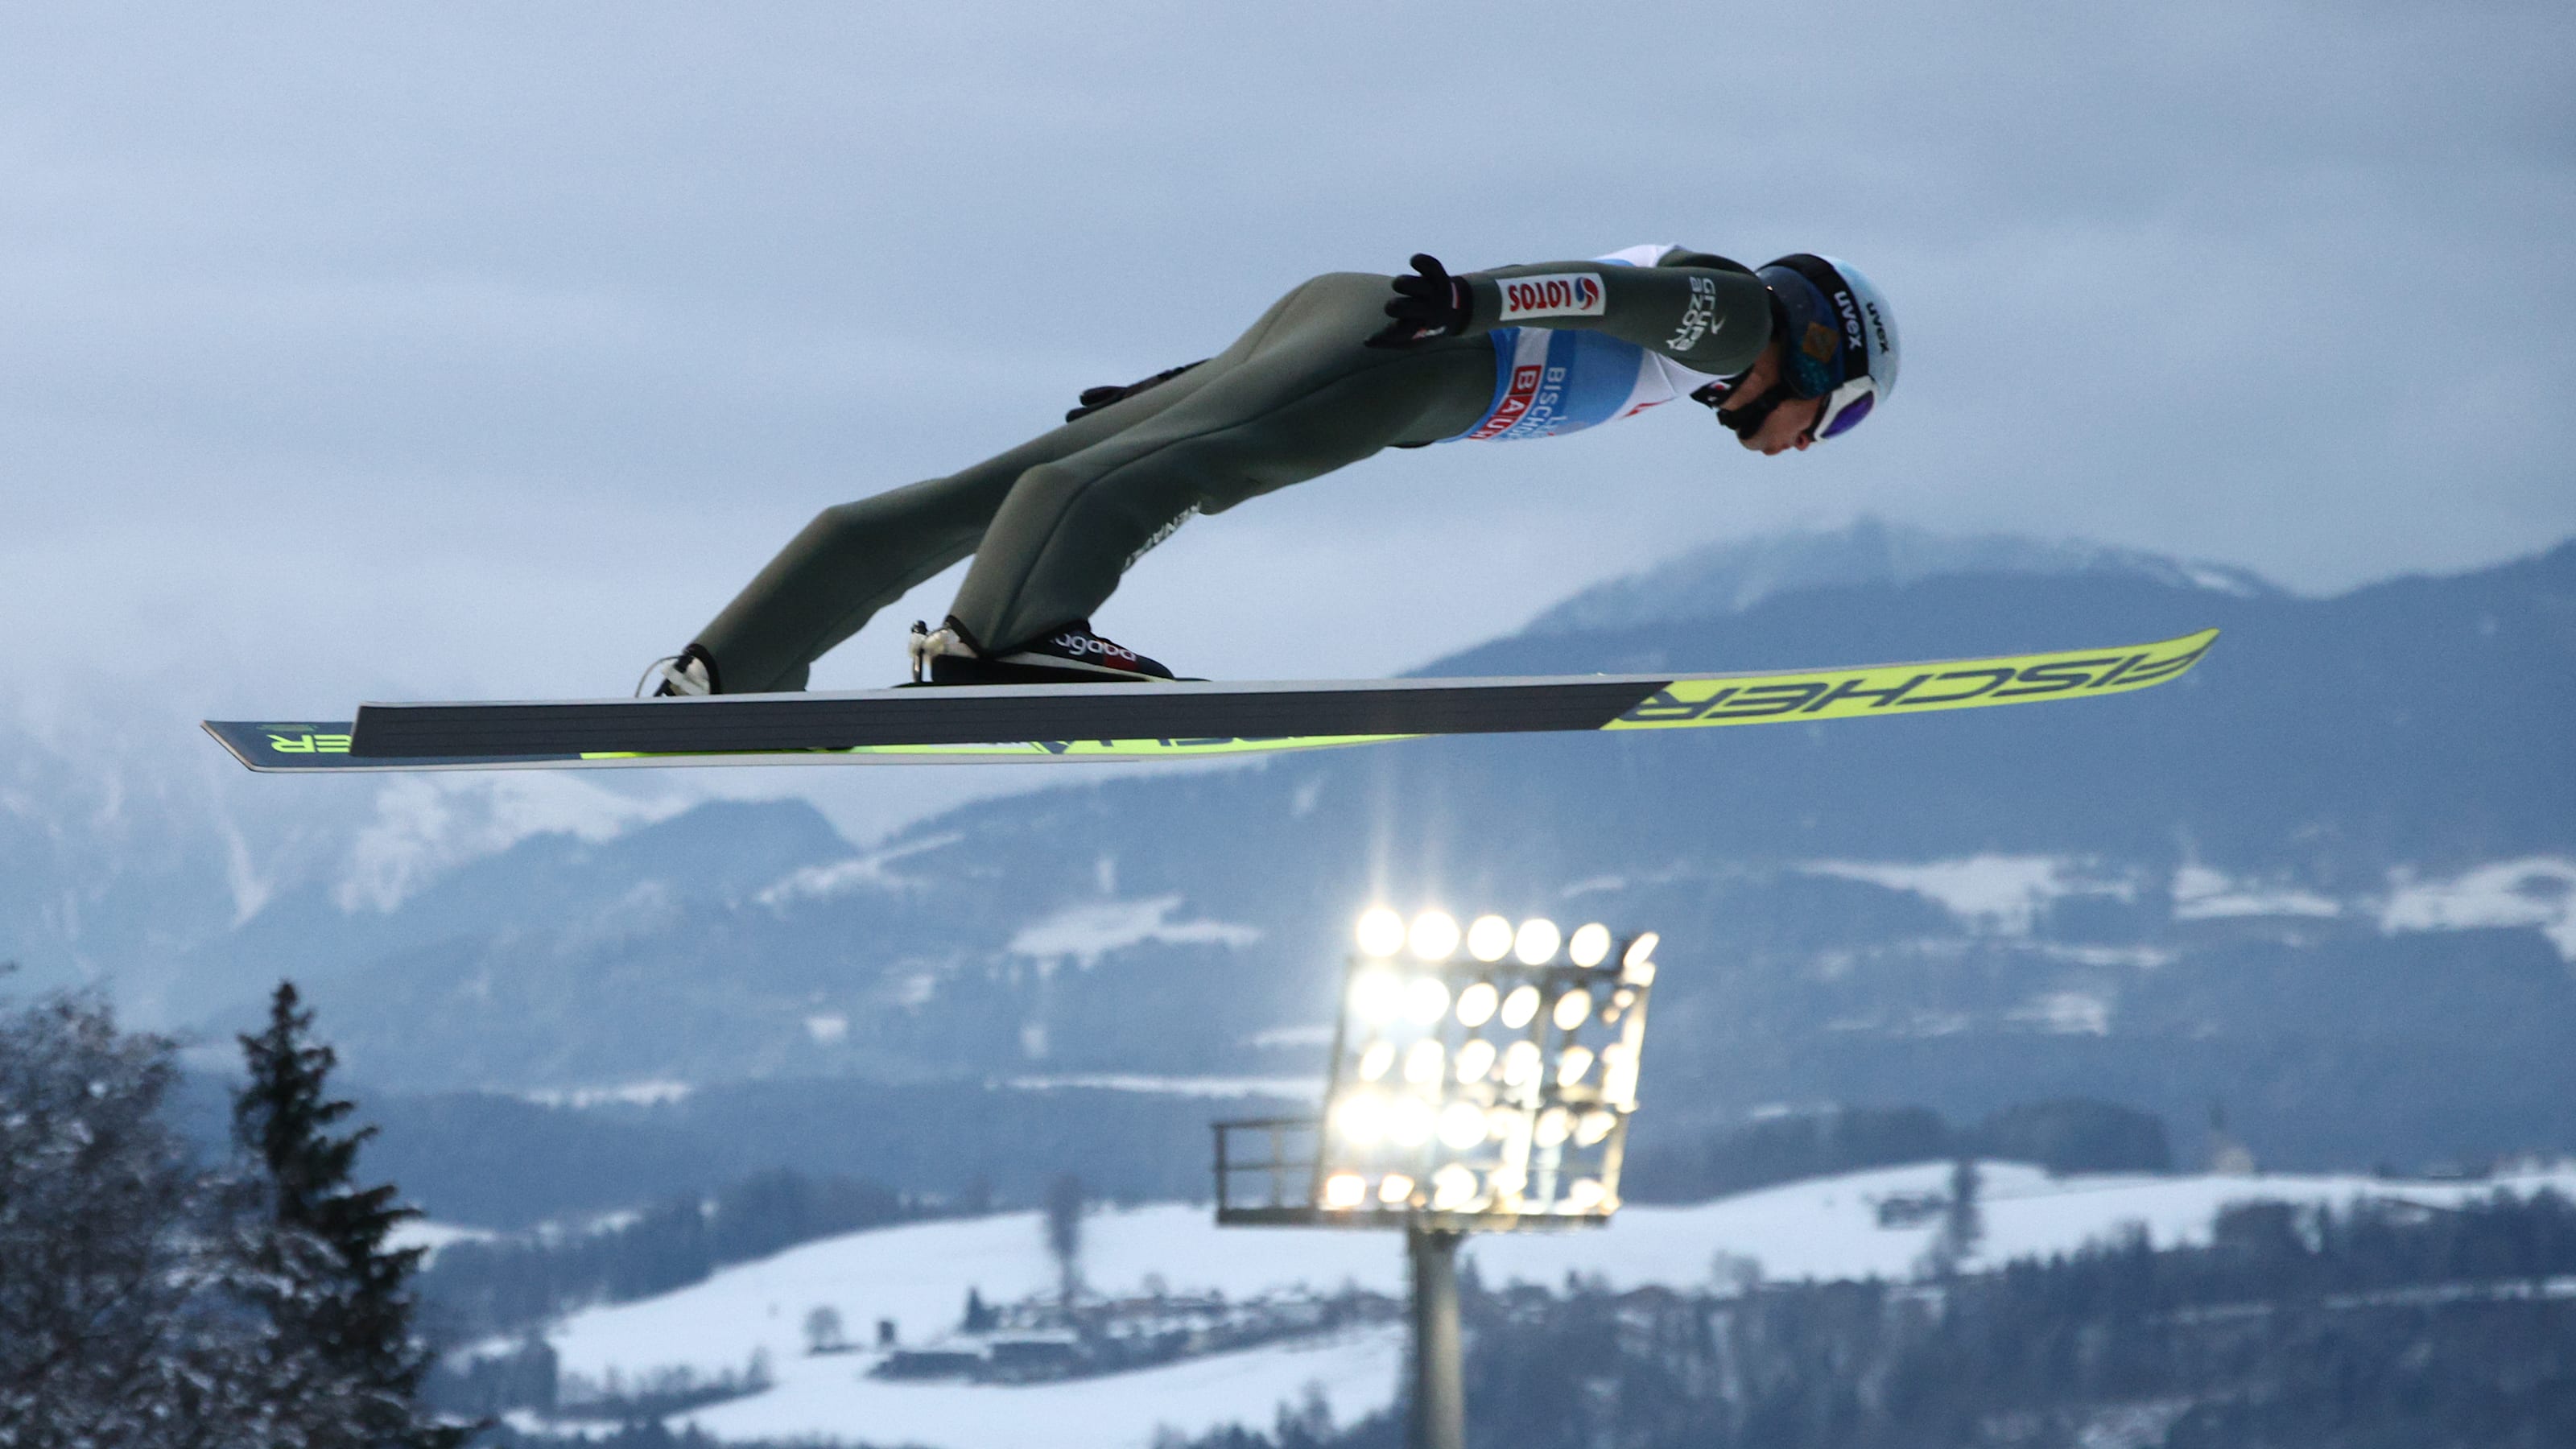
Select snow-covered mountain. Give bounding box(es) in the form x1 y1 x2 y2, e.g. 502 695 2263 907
1522 517 2280 635
9 526 2574 1186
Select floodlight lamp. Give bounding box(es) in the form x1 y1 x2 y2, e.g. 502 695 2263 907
1624 959 1657 987
1564 1178 1607 1213
1356 907 1406 957
1575 1110 1617 1146
1430 1163 1479 1210
1389 1096 1435 1147
1409 910 1461 961
1568 923 1612 968
1402 1039 1445 1086
1334 1092 1387 1146
1455 980 1499 1028
1514 918 1562 966
1378 1173 1415 1206
1455 1038 1497 1083
1621 931 1660 971
1403 976 1451 1027
1499 985 1542 1030
1438 1101 1487 1150
1323 1172 1368 1209
1501 1039 1542 1088
1358 1041 1395 1081
1534 1106 1571 1147
1349 968 1403 1023
1553 989 1593 1031
1489 1163 1528 1198
1467 914 1514 962
1556 1045 1596 1087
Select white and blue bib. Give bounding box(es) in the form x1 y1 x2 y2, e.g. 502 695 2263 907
1444 245 1730 444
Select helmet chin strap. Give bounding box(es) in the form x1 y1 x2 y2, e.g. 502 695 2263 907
1699 379 1798 440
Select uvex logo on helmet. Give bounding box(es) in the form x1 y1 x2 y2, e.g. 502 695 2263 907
1861 299 1892 357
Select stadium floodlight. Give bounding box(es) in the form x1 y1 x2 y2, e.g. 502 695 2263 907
1357 907 1407 957
1567 923 1612 968
1454 1038 1496 1083
1409 910 1461 961
1438 1101 1486 1150
1289 906 1660 1224
1403 976 1451 1027
1214 906 1662 1449
1513 917 1561 966
1349 968 1404 1024
1556 1045 1595 1087
1402 1038 1445 1085
1454 980 1499 1027
1389 1096 1435 1147
1552 989 1591 1031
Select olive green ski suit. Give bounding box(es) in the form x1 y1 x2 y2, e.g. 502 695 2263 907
689 251 1773 693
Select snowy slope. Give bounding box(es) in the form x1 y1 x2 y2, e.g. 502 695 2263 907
683 1327 1401 1449
536 1160 2576 1447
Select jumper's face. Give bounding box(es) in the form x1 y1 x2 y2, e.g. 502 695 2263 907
1719 340 1825 455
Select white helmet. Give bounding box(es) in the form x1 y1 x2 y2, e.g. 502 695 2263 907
1755 252 1900 440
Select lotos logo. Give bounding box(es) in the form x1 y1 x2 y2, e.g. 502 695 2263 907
1497 271 1608 322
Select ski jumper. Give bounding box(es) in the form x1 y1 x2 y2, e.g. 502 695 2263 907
689 246 1773 692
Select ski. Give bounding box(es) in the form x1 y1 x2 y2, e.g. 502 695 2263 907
203 627 2217 774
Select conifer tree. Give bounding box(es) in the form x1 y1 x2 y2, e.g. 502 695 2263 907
234 980 466 1449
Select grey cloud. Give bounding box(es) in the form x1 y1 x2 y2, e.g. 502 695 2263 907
3 0 2570 722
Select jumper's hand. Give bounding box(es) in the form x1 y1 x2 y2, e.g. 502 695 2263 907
1365 254 1472 349
1063 359 1207 423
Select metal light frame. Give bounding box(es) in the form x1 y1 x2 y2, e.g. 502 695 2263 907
1216 909 1658 1232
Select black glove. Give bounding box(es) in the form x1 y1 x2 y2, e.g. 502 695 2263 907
1064 359 1207 423
1365 254 1472 349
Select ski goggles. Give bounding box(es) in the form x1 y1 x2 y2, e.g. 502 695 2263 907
1811 375 1878 440
1695 370 1877 443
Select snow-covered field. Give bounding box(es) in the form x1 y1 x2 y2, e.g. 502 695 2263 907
526 1160 2576 1447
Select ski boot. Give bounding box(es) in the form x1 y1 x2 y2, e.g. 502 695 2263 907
908 617 1178 685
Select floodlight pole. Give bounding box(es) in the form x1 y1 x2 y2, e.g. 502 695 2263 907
1406 1224 1468 1449
1216 913 1662 1449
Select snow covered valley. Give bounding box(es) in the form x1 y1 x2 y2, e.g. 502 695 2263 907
492 1159 2576 1447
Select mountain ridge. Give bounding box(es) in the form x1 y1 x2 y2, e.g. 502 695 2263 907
10 527 2573 1182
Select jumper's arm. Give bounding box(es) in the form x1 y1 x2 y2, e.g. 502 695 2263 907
1459 254 1772 374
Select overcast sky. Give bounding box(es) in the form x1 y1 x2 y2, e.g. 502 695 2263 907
6 2 2570 831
